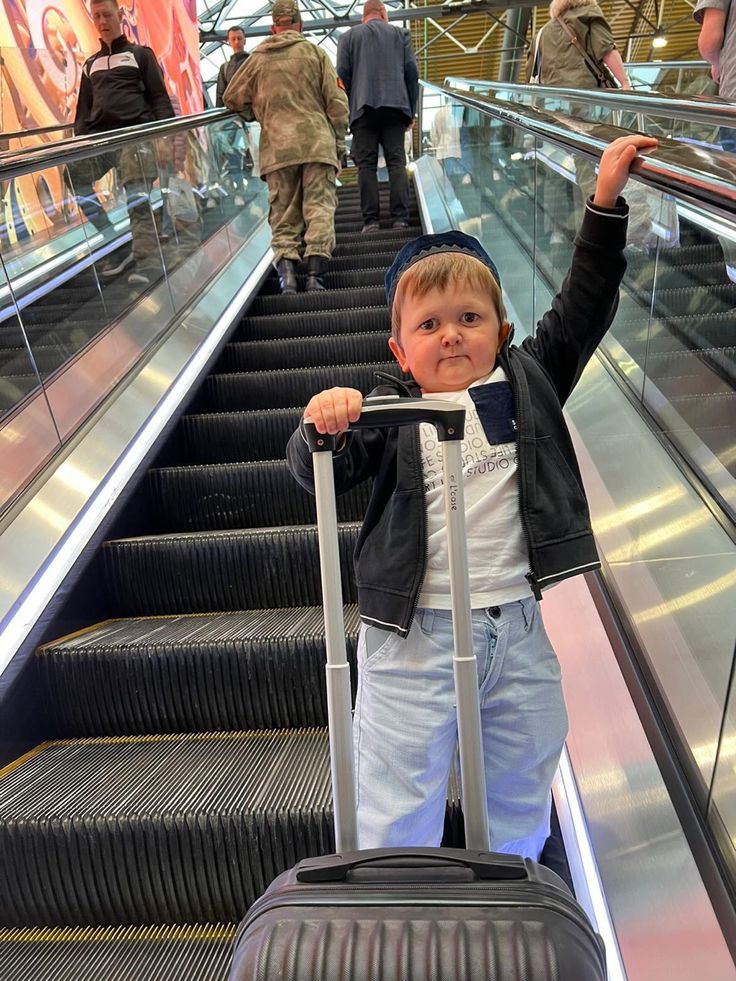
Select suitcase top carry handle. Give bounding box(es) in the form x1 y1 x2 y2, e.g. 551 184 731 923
296 849 528 883
303 396 465 453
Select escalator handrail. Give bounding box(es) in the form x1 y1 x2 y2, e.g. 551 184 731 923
425 82 736 214
0 122 73 142
0 107 233 181
622 59 709 70
444 76 736 128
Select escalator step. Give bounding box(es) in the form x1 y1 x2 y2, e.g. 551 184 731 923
333 228 418 246
147 459 370 531
177 408 303 464
247 285 385 316
239 306 390 341
103 522 360 616
40 606 361 736
652 283 736 317
333 238 411 258
0 923 236 981
258 267 386 295
316 251 397 272
0 730 334 924
222 332 391 372
204 361 403 412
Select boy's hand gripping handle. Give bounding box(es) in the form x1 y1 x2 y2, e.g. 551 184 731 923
304 396 490 853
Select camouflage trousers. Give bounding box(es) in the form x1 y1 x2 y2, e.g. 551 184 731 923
67 143 162 272
265 163 336 262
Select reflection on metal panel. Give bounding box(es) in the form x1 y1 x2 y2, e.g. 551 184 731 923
0 224 272 680
544 575 735 980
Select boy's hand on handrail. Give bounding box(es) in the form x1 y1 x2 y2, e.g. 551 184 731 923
594 134 658 209
304 387 363 435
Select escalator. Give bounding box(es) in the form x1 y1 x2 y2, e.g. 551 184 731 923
1 88 734 980
0 185 437 977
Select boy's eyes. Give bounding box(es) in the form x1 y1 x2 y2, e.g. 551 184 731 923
416 312 481 331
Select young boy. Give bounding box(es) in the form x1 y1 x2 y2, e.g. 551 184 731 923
287 134 657 860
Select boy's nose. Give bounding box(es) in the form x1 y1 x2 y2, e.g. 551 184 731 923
441 324 462 345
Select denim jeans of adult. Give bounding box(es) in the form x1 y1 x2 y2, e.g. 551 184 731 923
353 596 569 860
350 106 410 224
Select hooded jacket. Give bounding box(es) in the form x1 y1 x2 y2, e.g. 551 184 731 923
287 199 629 636
223 32 348 176
74 35 173 136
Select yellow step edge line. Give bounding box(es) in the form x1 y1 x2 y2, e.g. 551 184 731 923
0 742 52 781
49 727 324 748
0 923 237 943
38 619 117 651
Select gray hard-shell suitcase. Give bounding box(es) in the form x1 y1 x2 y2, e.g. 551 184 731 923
229 398 607 981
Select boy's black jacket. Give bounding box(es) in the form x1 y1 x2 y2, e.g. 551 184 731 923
287 200 628 636
74 36 174 137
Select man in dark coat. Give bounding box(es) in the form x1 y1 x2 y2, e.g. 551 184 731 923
336 0 418 233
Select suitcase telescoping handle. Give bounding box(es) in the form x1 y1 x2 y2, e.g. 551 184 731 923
296 848 527 883
303 395 490 853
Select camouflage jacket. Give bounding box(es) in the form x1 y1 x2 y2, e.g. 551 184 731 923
223 32 348 177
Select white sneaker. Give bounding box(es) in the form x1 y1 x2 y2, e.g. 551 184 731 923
128 269 151 286
234 194 246 207
101 251 134 278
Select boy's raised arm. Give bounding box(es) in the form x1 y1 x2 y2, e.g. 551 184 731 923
523 135 657 405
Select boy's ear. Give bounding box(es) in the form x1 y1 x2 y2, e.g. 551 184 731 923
388 335 410 372
499 321 511 345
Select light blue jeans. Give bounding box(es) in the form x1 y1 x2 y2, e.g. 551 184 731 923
353 596 568 860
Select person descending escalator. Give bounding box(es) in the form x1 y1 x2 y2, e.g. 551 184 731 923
223 0 349 295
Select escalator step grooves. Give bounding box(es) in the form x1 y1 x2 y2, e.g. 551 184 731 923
248 285 385 316
321 251 397 271
40 607 361 736
205 362 403 412
259 268 385 295
333 227 417 246
0 730 334 925
239 306 390 341
147 460 371 531
222 333 391 372
102 523 361 615
178 408 303 464
0 924 236 981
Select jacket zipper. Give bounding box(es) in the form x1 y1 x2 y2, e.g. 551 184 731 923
500 347 542 601
405 425 429 635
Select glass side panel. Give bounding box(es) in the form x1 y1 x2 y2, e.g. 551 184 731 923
0 112 270 513
419 84 736 874
458 81 734 154
0 251 62 505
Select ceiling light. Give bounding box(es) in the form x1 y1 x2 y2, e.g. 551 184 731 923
652 30 668 48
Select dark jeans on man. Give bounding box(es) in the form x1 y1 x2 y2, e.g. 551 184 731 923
350 107 410 225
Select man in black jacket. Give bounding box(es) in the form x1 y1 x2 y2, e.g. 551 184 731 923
215 26 250 207
71 0 173 285
337 0 418 233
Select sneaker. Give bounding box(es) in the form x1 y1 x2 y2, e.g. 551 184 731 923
128 269 151 286
361 223 380 235
234 194 246 207
392 219 409 229
100 251 134 278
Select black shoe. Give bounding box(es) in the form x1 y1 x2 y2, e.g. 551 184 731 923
305 255 327 292
275 258 297 295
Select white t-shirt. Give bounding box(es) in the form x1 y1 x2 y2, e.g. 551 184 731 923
417 368 531 609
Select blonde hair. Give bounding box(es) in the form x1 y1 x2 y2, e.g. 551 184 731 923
391 251 506 344
549 0 598 18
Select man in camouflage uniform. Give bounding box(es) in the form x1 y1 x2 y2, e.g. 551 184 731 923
223 0 348 293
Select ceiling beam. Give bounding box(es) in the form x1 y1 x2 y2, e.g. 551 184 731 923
199 0 541 43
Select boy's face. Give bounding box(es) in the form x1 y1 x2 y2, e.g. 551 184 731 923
389 283 508 393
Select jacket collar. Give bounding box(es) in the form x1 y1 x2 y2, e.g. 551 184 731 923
100 34 130 55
